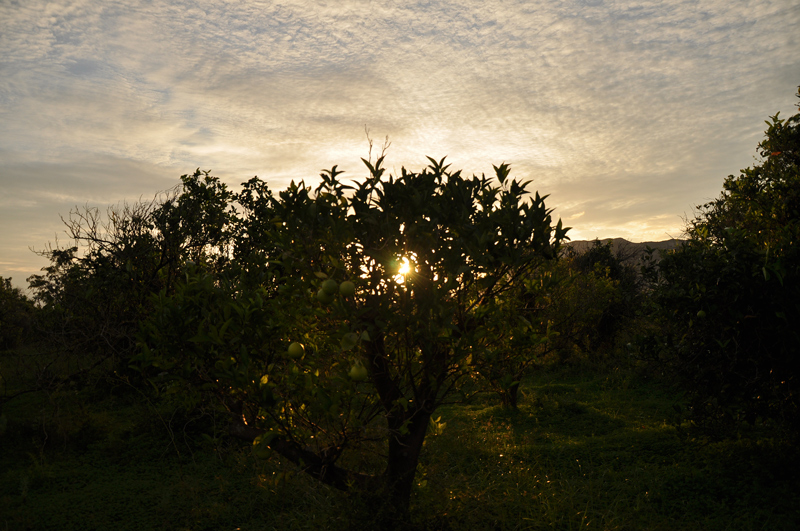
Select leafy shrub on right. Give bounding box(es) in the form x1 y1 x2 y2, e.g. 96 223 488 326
648 88 800 436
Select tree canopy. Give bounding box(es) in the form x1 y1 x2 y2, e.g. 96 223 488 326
649 88 800 435
134 156 568 519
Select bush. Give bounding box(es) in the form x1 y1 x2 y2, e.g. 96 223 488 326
555 241 642 360
648 88 800 436
0 277 35 351
23 170 234 387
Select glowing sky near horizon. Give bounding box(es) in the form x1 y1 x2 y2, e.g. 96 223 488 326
1 0 798 289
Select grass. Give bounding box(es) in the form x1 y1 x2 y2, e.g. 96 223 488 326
1 359 798 530
416 370 799 530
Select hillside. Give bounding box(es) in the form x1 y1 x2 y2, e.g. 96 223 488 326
565 237 683 263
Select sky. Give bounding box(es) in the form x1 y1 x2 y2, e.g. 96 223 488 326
1 0 799 290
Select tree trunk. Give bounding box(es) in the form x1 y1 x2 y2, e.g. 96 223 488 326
362 406 432 526
501 381 520 409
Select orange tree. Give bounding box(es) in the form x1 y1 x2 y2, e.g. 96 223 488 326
0 277 35 353
548 241 641 362
136 156 567 521
468 260 561 409
21 170 234 392
475 240 644 409
647 89 800 436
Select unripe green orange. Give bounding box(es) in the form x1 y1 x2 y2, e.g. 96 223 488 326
322 279 338 295
339 280 356 297
287 342 305 358
349 361 368 381
341 332 359 350
317 288 335 304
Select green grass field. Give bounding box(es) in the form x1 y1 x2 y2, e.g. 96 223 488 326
2 362 798 530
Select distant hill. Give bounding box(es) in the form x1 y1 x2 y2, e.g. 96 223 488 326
564 237 683 263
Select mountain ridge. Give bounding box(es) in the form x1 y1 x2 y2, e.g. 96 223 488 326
564 237 683 262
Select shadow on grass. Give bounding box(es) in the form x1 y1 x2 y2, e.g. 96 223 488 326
3 362 798 531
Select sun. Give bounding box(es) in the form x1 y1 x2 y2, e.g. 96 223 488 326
398 257 412 275
393 255 415 284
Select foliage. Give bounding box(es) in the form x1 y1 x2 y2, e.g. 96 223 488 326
135 156 567 519
551 241 642 360
0 278 35 352
0 278 37 408
647 88 800 436
466 268 557 409
13 171 233 400
469 239 645 409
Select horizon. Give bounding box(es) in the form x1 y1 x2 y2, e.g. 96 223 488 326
2 0 799 290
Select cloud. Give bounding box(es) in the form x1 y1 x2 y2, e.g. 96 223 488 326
1 0 799 287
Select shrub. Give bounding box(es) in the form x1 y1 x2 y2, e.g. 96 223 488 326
0 277 35 351
648 88 800 436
